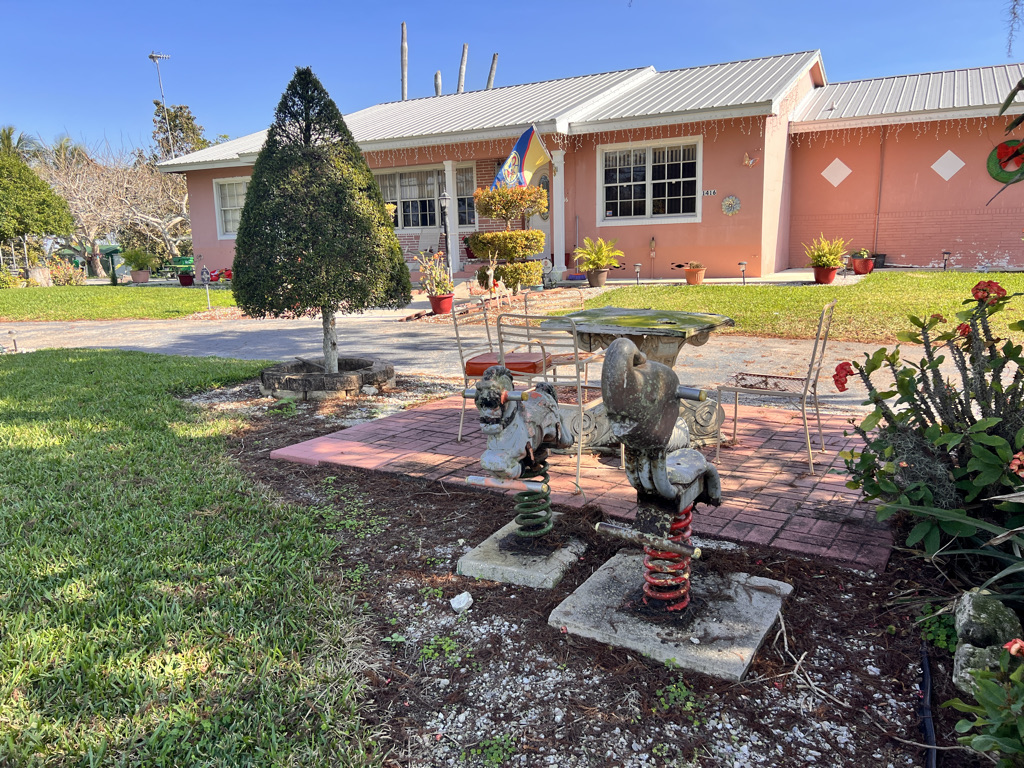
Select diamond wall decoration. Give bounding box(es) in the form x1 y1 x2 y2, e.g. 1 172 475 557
821 158 852 187
932 150 965 181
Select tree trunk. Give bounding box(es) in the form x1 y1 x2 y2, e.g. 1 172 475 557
322 307 338 374
87 242 107 279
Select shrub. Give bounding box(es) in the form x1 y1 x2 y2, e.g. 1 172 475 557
473 186 547 229
467 230 545 264
837 281 1024 595
494 261 543 293
50 260 87 286
803 234 847 268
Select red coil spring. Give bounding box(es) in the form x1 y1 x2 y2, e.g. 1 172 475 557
642 504 694 611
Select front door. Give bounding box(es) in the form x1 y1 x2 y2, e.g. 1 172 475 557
528 167 551 258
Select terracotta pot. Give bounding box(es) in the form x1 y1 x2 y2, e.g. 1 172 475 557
851 258 874 275
812 266 839 285
130 270 150 283
586 269 608 288
178 273 195 287
428 293 454 315
684 268 706 286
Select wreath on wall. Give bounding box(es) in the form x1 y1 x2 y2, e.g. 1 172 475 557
987 140 1024 183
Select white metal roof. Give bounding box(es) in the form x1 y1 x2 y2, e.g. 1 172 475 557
572 51 823 131
159 51 823 172
791 62 1024 131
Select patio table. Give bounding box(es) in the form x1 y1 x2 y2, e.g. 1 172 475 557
541 307 734 368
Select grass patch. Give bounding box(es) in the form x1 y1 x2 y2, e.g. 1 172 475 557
585 271 1024 343
0 350 378 766
0 285 237 322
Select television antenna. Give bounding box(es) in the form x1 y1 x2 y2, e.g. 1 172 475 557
148 52 174 158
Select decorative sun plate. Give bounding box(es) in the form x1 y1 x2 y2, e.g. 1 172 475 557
722 195 741 216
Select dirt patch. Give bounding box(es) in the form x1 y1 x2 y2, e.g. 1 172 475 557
196 376 985 767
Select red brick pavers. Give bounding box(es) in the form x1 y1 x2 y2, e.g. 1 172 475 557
271 397 891 571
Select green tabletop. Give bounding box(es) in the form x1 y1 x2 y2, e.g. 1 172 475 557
544 307 734 337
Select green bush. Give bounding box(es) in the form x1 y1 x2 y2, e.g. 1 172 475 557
466 230 545 263
0 270 19 290
495 261 543 293
49 260 86 286
837 280 1024 596
473 185 547 227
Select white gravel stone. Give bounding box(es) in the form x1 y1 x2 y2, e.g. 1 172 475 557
450 592 473 613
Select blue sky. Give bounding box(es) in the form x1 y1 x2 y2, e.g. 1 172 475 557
0 0 1016 151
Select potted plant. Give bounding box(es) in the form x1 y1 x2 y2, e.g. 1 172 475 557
121 248 161 283
414 250 455 314
573 237 623 288
177 268 195 287
804 234 847 285
684 261 707 285
850 247 874 275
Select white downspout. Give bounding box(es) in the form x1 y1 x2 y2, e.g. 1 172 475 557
551 149 566 271
443 160 459 275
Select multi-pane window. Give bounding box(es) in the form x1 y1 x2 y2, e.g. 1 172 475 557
604 149 647 218
400 170 438 228
217 179 248 236
373 167 477 230
602 143 699 220
456 166 476 226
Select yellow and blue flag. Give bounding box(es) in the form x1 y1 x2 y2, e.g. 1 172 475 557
491 126 550 188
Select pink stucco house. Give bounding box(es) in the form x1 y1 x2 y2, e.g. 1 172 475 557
159 50 1024 279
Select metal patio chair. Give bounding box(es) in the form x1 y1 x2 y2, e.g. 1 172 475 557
714 300 837 475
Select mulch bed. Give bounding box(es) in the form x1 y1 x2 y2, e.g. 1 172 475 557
216 381 986 767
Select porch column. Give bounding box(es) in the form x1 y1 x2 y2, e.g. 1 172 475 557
443 160 460 274
551 149 566 270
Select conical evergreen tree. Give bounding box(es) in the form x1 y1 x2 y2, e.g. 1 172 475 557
232 67 411 373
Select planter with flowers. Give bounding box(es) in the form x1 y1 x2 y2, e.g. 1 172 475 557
850 247 874 275
804 234 847 284
414 250 455 314
684 261 707 285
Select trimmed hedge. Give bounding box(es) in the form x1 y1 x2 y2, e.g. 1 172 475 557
466 230 545 263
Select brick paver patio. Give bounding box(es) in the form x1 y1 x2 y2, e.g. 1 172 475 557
271 396 892 571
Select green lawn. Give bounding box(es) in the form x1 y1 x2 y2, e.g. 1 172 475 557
0 285 237 322
587 271 1024 343
0 351 377 766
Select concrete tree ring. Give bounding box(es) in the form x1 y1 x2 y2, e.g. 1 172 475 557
259 357 395 401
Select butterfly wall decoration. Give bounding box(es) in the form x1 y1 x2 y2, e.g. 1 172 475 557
743 153 760 168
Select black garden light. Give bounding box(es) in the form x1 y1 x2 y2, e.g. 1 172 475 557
634 263 642 285
738 261 747 286
942 250 951 271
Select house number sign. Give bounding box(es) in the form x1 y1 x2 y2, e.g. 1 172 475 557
702 190 717 196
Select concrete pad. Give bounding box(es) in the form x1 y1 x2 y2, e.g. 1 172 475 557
457 518 586 589
548 552 792 681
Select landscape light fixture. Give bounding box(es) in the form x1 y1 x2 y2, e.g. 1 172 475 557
439 191 453 283
634 263 642 285
738 261 748 286
942 250 951 271
148 52 174 158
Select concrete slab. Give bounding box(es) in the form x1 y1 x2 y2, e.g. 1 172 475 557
548 552 792 681
457 518 586 589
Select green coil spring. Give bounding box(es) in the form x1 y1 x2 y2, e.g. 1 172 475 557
513 460 552 537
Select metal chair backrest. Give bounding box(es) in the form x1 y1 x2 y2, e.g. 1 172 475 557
451 299 493 372
802 300 837 396
496 312 588 374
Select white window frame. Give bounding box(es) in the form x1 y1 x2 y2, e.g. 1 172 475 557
213 176 251 240
595 136 703 227
372 164 477 232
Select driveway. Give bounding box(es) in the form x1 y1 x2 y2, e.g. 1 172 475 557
2 302 888 411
